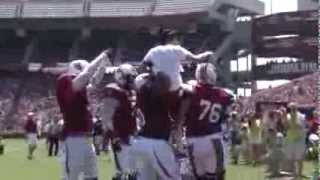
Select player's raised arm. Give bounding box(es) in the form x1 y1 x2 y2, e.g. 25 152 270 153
72 50 111 91
175 45 214 62
90 58 112 90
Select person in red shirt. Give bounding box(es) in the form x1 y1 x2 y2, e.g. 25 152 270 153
307 110 319 136
94 63 137 178
178 63 234 180
24 111 38 160
56 50 111 180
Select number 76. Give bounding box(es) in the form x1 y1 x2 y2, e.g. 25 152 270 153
199 99 222 123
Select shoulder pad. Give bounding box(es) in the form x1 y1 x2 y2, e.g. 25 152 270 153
134 73 150 90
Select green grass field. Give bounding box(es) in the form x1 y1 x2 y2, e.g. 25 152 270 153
0 139 315 180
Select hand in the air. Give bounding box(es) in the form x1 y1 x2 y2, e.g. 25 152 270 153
100 48 113 66
201 51 215 62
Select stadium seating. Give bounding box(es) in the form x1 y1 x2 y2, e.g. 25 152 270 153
22 0 84 18
152 0 212 16
89 0 153 17
0 1 20 18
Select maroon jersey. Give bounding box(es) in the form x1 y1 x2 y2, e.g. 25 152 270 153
103 83 136 141
56 74 92 136
136 75 182 140
185 83 233 137
24 119 37 133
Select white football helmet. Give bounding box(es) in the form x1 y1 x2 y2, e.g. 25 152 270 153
134 73 149 90
114 63 137 88
195 63 217 85
68 59 89 75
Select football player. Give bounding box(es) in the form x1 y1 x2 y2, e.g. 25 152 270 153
56 50 111 180
130 71 183 180
178 63 234 180
24 111 38 160
94 63 138 179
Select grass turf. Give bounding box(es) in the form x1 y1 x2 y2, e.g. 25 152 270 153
0 139 315 180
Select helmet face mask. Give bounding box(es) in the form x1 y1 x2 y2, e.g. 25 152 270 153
68 60 89 75
195 63 217 85
114 64 137 89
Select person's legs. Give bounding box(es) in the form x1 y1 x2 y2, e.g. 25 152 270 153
28 144 36 159
130 137 158 180
295 140 306 177
64 137 87 180
211 138 225 180
187 137 207 178
297 160 303 177
83 138 98 180
151 139 181 180
48 137 54 156
241 141 250 164
251 144 258 165
54 138 59 156
27 133 37 159
93 136 100 155
187 135 225 180
285 143 296 175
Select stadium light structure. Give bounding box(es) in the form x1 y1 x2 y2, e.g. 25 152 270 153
16 27 26 38
82 27 91 39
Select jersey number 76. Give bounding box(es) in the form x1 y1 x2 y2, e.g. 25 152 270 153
199 99 222 123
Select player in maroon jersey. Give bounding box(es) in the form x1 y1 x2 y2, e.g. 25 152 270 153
178 63 234 180
130 71 182 180
56 50 111 180
94 63 138 178
24 112 38 160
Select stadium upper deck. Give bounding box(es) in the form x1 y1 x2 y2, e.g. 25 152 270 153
0 0 263 64
0 0 264 33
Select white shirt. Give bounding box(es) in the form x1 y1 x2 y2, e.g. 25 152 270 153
143 45 192 91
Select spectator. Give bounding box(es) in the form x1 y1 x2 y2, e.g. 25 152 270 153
229 112 242 164
248 113 263 166
240 118 250 164
306 110 320 137
264 110 286 177
283 103 307 178
266 132 284 178
47 119 60 156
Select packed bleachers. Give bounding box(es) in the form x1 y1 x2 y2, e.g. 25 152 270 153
0 75 58 132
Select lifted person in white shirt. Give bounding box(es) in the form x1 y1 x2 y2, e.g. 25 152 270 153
142 30 214 92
